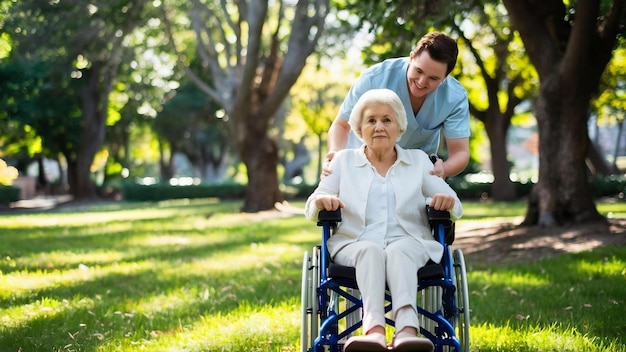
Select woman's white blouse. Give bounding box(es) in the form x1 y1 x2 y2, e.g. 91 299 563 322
305 144 462 262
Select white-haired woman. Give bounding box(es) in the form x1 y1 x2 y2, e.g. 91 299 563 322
305 88 462 352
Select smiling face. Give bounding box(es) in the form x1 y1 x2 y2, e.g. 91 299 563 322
406 50 448 100
359 102 400 152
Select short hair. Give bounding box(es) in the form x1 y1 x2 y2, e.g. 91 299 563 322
348 89 407 141
413 32 458 75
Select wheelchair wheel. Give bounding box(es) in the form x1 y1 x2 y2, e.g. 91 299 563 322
300 247 321 352
300 251 311 352
453 248 470 352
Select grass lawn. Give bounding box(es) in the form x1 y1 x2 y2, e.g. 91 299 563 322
0 198 624 351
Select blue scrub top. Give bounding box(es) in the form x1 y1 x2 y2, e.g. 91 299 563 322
339 57 470 155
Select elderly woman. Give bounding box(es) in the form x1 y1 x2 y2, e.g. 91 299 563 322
304 88 462 352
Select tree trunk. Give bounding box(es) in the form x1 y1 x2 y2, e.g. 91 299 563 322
613 119 625 171
523 74 605 226
65 157 78 198
484 110 516 201
73 63 109 200
454 23 518 201
159 140 176 180
502 0 625 227
240 132 284 212
587 140 617 175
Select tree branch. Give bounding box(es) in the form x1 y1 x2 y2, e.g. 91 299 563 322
594 0 626 77
262 0 329 116
189 2 222 72
160 0 222 103
219 0 238 63
561 0 599 78
502 0 563 77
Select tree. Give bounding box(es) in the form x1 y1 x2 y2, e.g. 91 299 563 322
591 37 626 172
162 0 330 212
3 0 150 200
451 4 537 200
104 18 185 185
153 83 231 181
0 60 44 166
289 63 352 184
502 0 626 226
340 0 537 200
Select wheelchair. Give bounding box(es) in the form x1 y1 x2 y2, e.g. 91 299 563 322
300 206 470 352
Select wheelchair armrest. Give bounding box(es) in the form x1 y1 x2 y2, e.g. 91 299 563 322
317 209 342 226
426 206 451 221
426 205 455 245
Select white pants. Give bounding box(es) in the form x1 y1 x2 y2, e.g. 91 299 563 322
332 237 430 334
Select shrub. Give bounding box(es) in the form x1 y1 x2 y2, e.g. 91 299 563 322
121 182 247 201
590 174 626 197
0 185 20 205
119 174 625 203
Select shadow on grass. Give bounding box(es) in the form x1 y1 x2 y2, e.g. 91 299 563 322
0 212 314 274
456 218 626 265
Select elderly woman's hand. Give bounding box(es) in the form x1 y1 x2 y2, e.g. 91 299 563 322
315 195 345 211
428 194 455 211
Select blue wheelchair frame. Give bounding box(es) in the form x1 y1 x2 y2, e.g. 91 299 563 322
300 207 470 352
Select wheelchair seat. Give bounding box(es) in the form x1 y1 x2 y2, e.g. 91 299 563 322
320 207 449 284
328 260 445 283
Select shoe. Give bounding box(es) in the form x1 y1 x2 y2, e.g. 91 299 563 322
391 336 434 352
344 333 388 352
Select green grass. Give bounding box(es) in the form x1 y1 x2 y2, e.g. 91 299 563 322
468 247 626 351
0 198 624 351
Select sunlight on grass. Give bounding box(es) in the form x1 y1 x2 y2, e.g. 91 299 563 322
0 260 155 304
471 322 622 351
203 302 300 351
470 270 551 288
3 250 126 272
173 301 300 352
91 300 301 352
127 232 222 248
0 208 185 228
0 295 97 331
597 202 626 218
570 255 626 277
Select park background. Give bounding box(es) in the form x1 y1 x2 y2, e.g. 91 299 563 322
1 0 625 351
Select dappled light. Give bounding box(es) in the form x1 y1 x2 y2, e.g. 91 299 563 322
470 270 550 288
0 199 624 350
1 0 625 349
